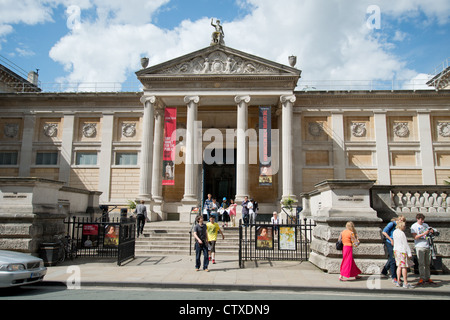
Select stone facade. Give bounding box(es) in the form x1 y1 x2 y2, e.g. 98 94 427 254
1 44 450 225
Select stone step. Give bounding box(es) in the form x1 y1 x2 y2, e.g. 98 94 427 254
134 221 241 256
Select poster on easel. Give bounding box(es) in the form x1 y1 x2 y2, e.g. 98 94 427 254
163 107 177 186
279 226 296 251
256 226 274 250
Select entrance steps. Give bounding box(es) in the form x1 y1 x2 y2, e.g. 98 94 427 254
135 221 240 257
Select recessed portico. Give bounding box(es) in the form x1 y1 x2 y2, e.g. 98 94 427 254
136 44 301 222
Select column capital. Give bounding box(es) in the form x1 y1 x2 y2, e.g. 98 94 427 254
140 95 156 105
280 94 296 104
184 95 200 104
235 95 251 104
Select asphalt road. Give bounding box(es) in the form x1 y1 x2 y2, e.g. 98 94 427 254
1 285 448 301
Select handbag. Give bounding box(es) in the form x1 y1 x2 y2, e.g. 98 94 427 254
336 239 343 251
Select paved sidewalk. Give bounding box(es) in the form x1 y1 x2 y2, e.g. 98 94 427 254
41 255 450 298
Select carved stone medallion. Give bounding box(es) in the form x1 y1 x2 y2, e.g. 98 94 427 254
393 122 410 138
43 123 58 137
351 123 367 137
4 123 19 138
308 122 324 137
438 122 450 138
122 123 136 138
82 123 97 138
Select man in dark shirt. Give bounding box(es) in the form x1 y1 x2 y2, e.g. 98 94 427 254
241 196 250 226
135 200 148 237
193 215 209 272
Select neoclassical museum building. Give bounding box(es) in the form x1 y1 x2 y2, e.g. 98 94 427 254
1 38 450 224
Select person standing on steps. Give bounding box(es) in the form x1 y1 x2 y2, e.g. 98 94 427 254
203 193 213 221
241 196 250 226
228 199 237 227
381 215 406 285
193 215 209 272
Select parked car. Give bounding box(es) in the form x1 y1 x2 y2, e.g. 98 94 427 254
0 250 47 288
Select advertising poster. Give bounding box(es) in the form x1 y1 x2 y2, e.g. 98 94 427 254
279 227 296 251
104 225 119 247
82 224 98 248
259 106 272 186
256 226 274 250
163 107 177 186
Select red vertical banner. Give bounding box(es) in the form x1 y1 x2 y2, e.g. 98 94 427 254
162 107 177 186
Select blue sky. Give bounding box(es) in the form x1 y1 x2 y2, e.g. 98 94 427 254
0 0 449 91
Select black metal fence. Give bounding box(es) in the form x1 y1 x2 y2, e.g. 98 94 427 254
64 216 136 266
239 218 316 268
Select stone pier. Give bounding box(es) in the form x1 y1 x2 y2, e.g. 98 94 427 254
302 180 384 274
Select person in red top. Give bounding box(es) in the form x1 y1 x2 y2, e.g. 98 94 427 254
338 221 362 281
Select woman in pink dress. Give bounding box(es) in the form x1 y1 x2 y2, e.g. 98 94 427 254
339 221 362 281
228 199 237 227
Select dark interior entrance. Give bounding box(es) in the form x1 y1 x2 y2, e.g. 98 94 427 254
202 149 236 204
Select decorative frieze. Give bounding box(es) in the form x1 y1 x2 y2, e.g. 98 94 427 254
156 51 278 75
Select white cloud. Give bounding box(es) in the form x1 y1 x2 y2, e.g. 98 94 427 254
27 0 450 90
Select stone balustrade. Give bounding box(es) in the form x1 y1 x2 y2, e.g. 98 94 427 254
391 188 450 214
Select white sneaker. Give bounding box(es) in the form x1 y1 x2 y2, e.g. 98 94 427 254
403 283 415 289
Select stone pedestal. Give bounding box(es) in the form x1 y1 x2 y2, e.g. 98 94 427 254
303 180 384 274
0 178 67 254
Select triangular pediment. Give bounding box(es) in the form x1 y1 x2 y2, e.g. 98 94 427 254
136 45 301 78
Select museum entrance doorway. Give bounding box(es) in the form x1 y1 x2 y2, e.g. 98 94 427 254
202 149 236 206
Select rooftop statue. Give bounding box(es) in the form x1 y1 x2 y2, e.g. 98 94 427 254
211 18 225 46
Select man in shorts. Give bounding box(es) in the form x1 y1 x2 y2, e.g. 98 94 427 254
206 215 224 264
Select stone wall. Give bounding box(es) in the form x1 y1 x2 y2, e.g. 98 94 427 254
0 177 102 254
303 180 450 274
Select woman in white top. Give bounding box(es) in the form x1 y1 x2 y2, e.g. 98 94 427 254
393 221 414 289
247 200 255 224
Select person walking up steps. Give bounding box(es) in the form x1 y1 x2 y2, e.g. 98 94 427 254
207 215 224 265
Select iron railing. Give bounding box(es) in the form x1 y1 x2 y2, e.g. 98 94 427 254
239 218 316 268
64 216 136 266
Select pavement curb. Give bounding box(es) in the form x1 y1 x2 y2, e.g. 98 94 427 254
39 280 450 297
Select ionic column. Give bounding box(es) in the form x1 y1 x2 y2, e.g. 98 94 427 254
281 95 297 201
151 106 165 202
235 95 251 202
182 96 200 202
138 96 155 201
